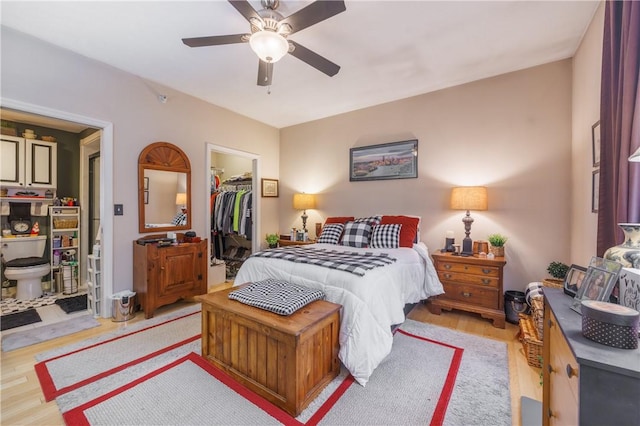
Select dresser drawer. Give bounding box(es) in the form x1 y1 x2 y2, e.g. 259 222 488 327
437 261 500 278
441 282 499 309
549 312 579 402
437 271 500 288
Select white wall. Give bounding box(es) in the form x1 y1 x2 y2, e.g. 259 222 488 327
1 27 280 294
280 60 574 292
571 2 604 266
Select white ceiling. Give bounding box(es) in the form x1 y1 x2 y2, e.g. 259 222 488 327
1 1 599 129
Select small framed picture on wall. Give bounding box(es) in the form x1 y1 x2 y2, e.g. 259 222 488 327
592 120 601 167
261 178 279 197
591 169 599 213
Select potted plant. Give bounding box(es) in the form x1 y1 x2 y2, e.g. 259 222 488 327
265 233 279 248
487 233 507 257
545 261 569 289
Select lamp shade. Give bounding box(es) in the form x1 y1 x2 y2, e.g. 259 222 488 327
630 147 640 162
450 186 488 211
293 193 316 210
175 192 187 206
249 30 289 63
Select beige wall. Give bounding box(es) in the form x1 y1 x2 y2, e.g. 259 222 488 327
1 27 280 294
281 60 574 291
571 2 604 265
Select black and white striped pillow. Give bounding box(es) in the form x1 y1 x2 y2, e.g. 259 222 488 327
354 215 382 226
370 224 402 249
317 223 345 245
341 221 372 248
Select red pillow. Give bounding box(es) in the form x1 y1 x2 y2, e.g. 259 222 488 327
324 216 355 225
380 215 419 248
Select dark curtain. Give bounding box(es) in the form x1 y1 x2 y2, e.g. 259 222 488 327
597 0 640 256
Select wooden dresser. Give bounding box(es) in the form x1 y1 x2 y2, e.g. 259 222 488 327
542 288 640 425
133 235 208 318
428 251 506 328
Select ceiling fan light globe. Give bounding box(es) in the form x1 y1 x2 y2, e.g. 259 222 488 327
249 30 289 63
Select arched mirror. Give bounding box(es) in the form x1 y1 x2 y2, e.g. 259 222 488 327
138 141 191 233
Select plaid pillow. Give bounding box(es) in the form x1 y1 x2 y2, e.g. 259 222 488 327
317 223 344 245
171 212 187 225
354 215 382 226
341 221 372 248
228 279 325 316
370 224 402 249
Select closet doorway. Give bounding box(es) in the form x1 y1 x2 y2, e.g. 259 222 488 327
205 143 260 287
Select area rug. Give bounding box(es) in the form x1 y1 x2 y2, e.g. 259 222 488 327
2 314 101 352
55 293 88 314
0 308 42 331
35 305 511 425
0 294 57 315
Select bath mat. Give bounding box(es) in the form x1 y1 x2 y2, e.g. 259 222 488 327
1 308 42 331
1 295 57 316
55 294 88 314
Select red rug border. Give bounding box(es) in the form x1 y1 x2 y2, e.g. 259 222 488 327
61 328 464 426
35 310 200 402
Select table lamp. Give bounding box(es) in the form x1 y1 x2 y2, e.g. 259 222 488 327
450 186 488 256
175 192 187 212
293 193 316 232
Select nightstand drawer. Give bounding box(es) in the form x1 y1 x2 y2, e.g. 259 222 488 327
437 271 499 288
437 261 500 277
441 282 499 309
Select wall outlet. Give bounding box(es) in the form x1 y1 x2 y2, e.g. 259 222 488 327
114 204 123 216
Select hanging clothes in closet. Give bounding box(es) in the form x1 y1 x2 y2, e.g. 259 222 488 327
211 186 252 260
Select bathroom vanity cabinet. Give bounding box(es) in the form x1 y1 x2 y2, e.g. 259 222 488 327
133 236 208 318
1 135 57 188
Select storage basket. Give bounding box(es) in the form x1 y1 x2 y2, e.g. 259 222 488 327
53 218 78 229
531 296 545 340
542 278 564 289
519 314 543 367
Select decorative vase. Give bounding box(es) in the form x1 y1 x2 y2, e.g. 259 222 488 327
604 223 640 269
489 245 504 257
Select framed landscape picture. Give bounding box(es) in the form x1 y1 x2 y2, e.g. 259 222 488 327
349 139 418 182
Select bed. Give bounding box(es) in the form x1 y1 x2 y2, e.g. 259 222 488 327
233 215 444 386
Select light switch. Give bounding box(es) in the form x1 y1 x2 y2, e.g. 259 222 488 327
114 204 123 216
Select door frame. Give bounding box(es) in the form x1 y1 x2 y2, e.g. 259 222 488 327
2 97 114 318
205 143 261 255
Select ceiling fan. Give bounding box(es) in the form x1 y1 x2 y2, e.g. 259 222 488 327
182 0 346 87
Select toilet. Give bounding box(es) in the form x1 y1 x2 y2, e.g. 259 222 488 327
1 236 49 300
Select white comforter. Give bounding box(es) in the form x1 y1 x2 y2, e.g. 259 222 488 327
233 242 444 386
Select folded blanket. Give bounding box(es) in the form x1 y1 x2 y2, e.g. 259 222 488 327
251 246 396 276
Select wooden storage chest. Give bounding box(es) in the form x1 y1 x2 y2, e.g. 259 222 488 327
197 286 341 417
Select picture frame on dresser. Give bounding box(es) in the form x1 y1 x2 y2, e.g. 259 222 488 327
349 139 418 182
563 264 587 297
570 264 622 314
619 268 640 312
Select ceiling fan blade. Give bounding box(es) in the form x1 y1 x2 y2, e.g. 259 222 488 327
257 60 274 86
288 41 340 77
228 0 261 23
280 1 346 35
182 34 248 47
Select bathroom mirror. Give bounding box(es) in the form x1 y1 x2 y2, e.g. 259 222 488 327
138 141 191 233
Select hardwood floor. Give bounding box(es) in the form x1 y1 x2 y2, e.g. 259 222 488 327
1 295 542 425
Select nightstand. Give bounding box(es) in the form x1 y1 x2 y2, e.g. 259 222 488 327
278 239 316 247
428 251 506 328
